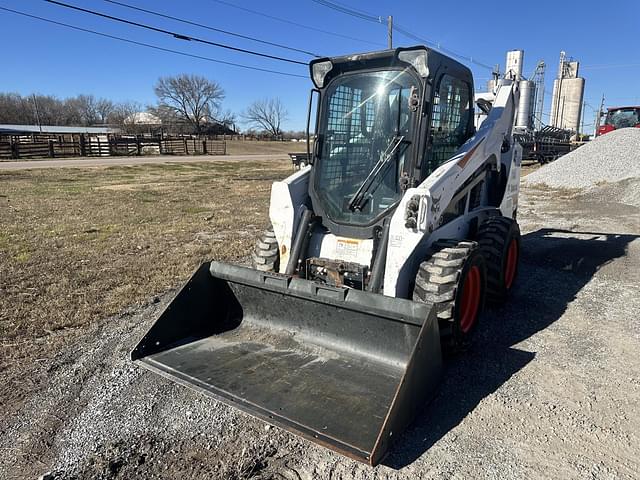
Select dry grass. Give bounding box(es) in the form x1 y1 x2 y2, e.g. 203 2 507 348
225 140 306 155
0 159 290 407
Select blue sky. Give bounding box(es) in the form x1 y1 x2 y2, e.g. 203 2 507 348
1 0 639 133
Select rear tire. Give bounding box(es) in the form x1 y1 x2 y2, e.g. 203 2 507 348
413 240 486 349
251 228 280 272
476 216 520 303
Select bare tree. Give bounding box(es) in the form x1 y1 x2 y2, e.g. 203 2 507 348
282 130 306 140
67 95 100 126
35 95 72 125
108 101 142 132
0 93 79 125
95 99 115 124
242 98 288 137
71 94 115 125
147 104 182 132
0 92 124 127
217 109 237 131
0 93 29 124
154 74 225 134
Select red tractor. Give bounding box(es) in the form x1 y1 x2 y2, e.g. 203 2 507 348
597 106 640 136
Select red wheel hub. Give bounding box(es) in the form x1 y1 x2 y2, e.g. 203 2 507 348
504 239 518 289
459 265 481 333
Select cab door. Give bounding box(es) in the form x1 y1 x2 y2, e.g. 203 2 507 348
423 74 473 176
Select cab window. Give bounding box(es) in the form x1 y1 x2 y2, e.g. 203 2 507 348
425 74 471 174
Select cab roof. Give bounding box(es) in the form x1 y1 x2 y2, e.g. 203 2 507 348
607 106 640 111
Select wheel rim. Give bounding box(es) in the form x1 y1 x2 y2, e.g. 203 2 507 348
459 265 481 333
504 239 518 290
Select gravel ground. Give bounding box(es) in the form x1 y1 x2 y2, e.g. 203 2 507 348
586 177 640 208
525 128 640 189
2 180 640 479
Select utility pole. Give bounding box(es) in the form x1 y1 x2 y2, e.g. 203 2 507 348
387 16 393 49
594 94 605 136
579 100 586 139
32 94 43 133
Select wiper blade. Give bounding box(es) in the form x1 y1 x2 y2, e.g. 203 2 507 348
348 135 408 212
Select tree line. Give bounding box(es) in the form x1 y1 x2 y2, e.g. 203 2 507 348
0 74 296 137
0 93 140 130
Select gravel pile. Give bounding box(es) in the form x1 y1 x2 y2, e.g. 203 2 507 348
525 128 640 189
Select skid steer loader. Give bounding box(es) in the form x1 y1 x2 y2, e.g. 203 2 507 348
133 46 522 466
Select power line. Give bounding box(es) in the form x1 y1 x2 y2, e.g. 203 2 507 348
393 25 494 70
102 0 322 58
45 0 307 65
312 0 382 23
389 24 438 50
209 0 383 47
581 63 640 70
0 6 308 79
311 0 494 70
601 97 640 103
583 102 598 113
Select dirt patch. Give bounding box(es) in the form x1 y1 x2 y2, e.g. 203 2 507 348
95 182 170 191
520 160 542 177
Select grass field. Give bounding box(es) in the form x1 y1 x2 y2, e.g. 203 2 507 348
0 159 291 409
225 140 306 155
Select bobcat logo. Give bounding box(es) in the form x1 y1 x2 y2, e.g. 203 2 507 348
430 194 441 215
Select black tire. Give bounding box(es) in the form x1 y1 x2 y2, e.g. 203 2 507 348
251 228 280 272
413 240 486 348
476 216 521 303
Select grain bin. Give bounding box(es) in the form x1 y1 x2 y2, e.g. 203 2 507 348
550 77 585 132
516 80 535 129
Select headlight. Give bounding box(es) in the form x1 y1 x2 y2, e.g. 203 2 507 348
398 49 429 77
311 60 333 88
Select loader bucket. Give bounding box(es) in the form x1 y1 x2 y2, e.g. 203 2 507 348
132 261 442 466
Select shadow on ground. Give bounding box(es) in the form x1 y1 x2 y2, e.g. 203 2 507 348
385 228 639 469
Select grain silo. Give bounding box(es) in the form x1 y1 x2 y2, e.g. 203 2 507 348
516 80 536 129
505 50 524 79
550 52 585 132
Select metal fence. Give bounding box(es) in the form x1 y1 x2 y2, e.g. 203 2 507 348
0 133 226 160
